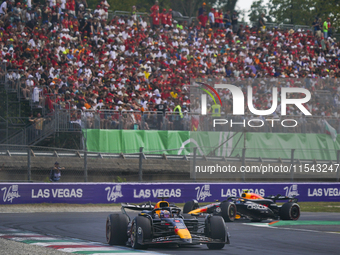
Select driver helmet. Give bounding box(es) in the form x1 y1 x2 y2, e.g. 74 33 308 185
160 210 170 218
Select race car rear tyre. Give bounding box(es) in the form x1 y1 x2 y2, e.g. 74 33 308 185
183 200 199 213
220 201 236 222
206 216 225 250
106 213 129 245
280 203 300 220
131 216 151 249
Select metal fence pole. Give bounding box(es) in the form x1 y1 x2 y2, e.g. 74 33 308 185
84 149 88 182
162 114 166 130
55 110 58 132
83 134 88 182
27 147 31 181
242 148 246 182
193 147 197 181
290 149 295 181
139 147 143 182
337 150 340 182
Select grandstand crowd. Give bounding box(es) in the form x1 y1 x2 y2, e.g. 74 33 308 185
2 0 340 131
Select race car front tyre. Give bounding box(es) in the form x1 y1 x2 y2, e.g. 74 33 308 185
280 202 300 220
131 216 151 249
183 200 199 213
207 243 225 250
106 213 129 245
220 201 236 222
206 216 225 250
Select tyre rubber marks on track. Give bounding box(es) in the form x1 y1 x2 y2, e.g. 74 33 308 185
0 227 166 254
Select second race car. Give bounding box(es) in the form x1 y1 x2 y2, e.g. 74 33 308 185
183 190 300 222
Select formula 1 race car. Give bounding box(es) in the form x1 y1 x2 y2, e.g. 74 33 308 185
183 190 300 222
106 198 230 250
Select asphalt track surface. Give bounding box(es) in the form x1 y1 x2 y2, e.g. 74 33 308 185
0 211 339 255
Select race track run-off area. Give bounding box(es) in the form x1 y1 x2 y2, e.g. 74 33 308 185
0 211 339 255
0 226 163 255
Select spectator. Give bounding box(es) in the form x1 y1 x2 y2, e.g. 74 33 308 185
0 0 339 135
173 101 183 130
31 113 45 138
155 97 166 129
215 9 223 29
323 18 328 38
197 2 206 17
232 10 238 32
150 0 159 13
131 5 137 21
150 9 160 30
327 17 332 38
223 10 231 29
167 9 173 27
0 0 9 17
208 8 215 28
312 17 320 35
49 161 65 182
12 2 22 23
316 18 322 37
258 13 265 30
21 75 34 99
176 20 183 30
198 10 208 29
160 8 167 28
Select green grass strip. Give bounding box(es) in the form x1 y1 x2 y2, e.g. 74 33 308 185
270 221 340 226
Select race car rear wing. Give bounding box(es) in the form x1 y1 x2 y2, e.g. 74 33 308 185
225 194 298 203
120 202 155 221
264 195 298 203
121 202 154 211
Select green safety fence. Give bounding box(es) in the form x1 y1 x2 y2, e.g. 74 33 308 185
84 129 340 160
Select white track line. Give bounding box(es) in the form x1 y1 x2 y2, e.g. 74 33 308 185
244 223 340 235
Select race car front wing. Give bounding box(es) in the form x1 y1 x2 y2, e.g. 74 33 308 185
137 232 230 245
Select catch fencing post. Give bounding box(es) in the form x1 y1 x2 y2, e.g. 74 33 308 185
83 134 88 182
242 148 246 182
139 147 143 182
162 113 166 130
27 147 31 181
84 149 88 182
337 150 340 182
290 149 295 181
192 147 197 181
